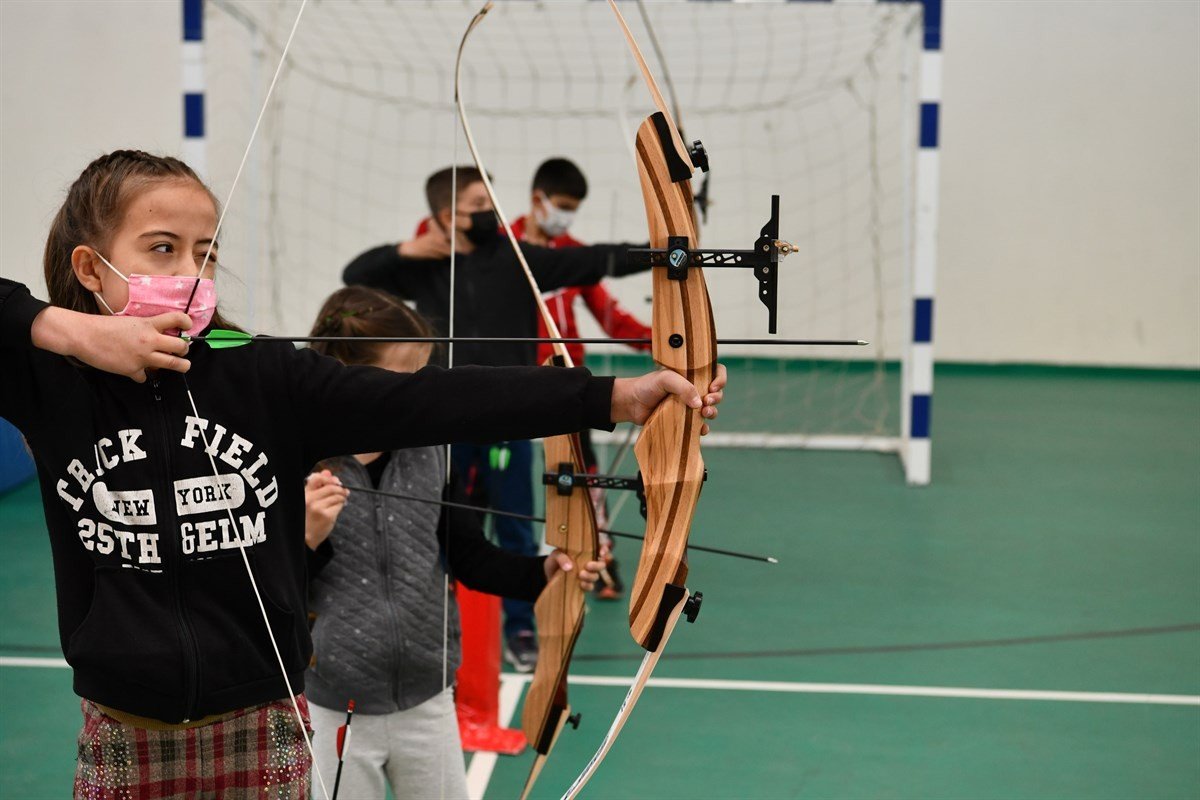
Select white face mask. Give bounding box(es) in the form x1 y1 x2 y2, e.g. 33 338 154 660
535 192 577 238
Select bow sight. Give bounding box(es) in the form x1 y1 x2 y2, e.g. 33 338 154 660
627 193 792 334
544 463 707 523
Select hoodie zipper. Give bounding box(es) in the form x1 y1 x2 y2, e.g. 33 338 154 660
374 492 406 708
151 374 203 721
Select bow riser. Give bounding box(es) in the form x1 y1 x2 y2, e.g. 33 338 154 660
627 112 714 652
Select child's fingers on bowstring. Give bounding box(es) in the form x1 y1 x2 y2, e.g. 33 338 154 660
145 351 191 375
152 312 194 333
155 333 190 357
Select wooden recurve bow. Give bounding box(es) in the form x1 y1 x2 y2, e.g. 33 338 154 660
561 2 720 796
453 6 600 798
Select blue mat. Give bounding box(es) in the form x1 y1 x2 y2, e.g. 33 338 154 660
0 417 34 493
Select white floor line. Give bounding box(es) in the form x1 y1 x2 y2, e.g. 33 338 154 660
559 674 1200 707
0 656 68 669
2 657 1194 708
464 675 530 800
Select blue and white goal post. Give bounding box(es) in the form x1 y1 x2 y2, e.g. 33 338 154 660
902 0 941 486
181 0 205 179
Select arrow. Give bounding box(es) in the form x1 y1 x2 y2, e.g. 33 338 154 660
186 329 868 350
346 484 777 565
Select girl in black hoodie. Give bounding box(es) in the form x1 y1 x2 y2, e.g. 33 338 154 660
0 150 725 799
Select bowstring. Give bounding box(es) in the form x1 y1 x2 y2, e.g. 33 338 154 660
178 3 331 798
441 88 458 800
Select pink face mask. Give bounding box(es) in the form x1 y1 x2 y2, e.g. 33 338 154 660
92 252 217 337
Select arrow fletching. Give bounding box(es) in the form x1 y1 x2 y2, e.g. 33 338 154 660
189 329 254 349
336 698 355 759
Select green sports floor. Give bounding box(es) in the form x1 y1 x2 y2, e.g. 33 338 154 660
1 365 1197 799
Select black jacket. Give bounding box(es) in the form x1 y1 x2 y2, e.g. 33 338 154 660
343 237 643 368
0 279 613 723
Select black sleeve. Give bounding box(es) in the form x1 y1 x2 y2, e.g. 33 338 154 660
282 345 616 466
306 539 335 578
342 244 443 296
438 473 546 602
0 280 54 430
0 279 50 351
521 242 647 292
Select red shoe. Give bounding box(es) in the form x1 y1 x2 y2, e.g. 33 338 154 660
594 556 624 601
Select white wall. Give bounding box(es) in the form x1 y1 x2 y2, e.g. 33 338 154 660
938 0 1200 366
0 1 180 287
2 0 1196 368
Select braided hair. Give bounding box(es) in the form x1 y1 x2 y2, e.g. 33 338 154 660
309 286 437 367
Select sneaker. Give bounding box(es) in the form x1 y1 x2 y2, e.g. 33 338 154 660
594 556 624 601
504 631 538 673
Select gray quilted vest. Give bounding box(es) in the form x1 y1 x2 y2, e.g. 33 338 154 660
304 447 461 714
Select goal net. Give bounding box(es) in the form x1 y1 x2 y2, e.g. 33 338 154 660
200 0 929 482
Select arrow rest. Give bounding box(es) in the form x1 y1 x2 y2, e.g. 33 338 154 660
684 592 703 624
567 712 582 730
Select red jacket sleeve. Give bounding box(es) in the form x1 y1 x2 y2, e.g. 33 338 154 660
580 282 652 351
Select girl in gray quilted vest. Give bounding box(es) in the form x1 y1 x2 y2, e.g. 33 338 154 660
301 287 604 799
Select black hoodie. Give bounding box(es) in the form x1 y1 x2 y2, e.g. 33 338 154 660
0 279 613 722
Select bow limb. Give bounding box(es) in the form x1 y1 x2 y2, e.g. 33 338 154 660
454 6 599 797
454 2 568 359
606 0 693 174
560 591 689 800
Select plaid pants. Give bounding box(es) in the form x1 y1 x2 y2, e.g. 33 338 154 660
74 697 312 800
